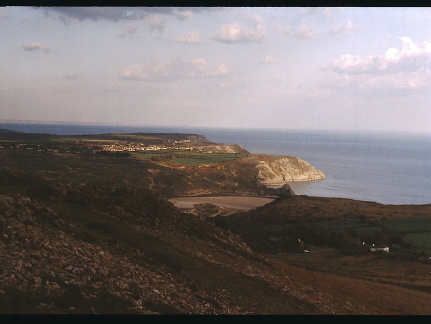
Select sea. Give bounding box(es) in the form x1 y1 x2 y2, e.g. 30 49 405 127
1 122 431 206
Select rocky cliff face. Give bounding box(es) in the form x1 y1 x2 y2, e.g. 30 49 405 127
256 156 325 186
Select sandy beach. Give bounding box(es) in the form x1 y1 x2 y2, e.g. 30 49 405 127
168 196 275 210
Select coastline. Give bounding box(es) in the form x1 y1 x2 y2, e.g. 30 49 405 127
1 122 431 205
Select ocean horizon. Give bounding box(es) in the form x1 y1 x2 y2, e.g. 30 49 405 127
1 122 431 206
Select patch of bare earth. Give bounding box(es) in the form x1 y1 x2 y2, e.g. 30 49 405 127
169 196 275 211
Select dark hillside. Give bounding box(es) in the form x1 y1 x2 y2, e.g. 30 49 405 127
2 184 431 314
210 195 431 254
0 184 327 314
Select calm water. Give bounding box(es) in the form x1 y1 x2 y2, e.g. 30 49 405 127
1 123 431 205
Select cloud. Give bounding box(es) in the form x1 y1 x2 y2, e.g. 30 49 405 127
175 31 202 44
36 7 218 23
213 14 267 43
38 7 171 22
22 42 51 53
326 37 431 74
145 15 167 34
121 57 230 81
295 25 316 39
330 20 353 35
118 24 138 39
324 37 431 90
275 24 316 39
326 54 380 74
177 10 193 20
263 55 275 63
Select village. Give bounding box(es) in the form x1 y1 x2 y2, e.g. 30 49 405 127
100 139 196 153
0 138 215 155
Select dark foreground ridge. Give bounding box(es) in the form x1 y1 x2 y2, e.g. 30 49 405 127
0 183 324 314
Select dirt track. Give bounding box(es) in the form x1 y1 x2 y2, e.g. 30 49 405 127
168 196 274 210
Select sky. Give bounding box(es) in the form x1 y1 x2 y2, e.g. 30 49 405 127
1 6 431 133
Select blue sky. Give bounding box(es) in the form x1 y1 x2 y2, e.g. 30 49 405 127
1 6 431 132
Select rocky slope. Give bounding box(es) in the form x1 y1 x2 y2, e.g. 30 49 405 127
0 184 329 314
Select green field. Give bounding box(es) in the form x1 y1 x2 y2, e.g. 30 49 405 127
382 217 431 232
383 218 431 250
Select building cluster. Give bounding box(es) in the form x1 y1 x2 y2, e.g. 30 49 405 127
0 138 218 155
101 141 194 152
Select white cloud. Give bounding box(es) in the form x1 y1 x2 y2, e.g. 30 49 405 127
213 14 267 43
275 24 316 39
248 13 265 25
295 25 316 39
175 31 202 44
325 37 431 90
330 20 353 35
383 37 431 67
263 55 275 63
326 37 431 74
22 42 51 53
326 54 380 74
121 57 230 81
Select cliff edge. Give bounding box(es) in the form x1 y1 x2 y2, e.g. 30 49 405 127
255 156 325 186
